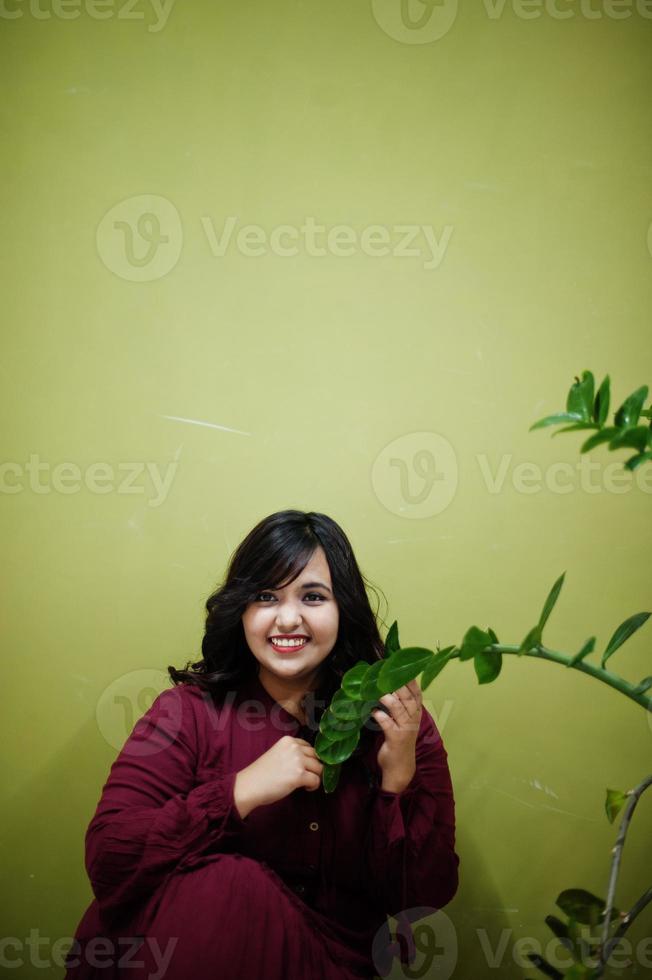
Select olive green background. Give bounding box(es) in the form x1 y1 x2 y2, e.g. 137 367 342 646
2 1 652 977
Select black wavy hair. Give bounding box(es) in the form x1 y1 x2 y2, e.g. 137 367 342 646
168 509 389 752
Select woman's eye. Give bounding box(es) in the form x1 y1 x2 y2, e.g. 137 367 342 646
255 592 325 602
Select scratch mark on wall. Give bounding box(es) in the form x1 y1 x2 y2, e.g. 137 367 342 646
473 907 520 913
528 777 559 799
160 414 251 435
489 786 599 821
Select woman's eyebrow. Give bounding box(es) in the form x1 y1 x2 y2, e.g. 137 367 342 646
267 580 332 594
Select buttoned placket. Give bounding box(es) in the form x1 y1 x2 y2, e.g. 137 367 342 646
298 720 322 874
248 675 326 902
282 719 323 902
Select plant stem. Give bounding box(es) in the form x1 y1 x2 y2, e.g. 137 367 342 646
594 776 652 979
446 646 652 711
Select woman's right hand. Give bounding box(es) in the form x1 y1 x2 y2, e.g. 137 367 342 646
233 736 324 818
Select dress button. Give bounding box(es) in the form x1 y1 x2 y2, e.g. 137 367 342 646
309 821 319 831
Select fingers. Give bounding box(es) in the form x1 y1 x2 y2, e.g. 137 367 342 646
304 755 324 780
378 679 422 727
294 738 314 748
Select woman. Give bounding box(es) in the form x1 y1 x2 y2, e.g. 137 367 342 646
64 510 459 980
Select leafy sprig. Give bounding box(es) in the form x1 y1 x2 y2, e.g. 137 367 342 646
530 370 652 472
315 575 650 792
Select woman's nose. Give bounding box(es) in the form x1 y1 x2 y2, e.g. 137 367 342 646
275 604 303 628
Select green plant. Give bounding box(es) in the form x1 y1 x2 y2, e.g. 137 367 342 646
315 369 652 978
316 574 651 793
529 370 652 472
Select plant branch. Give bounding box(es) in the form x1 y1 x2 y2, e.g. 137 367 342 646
446 645 652 711
595 776 652 978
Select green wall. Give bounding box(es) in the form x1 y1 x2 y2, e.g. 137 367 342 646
2 1 651 976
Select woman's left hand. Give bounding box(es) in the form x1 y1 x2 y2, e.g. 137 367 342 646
372 678 423 786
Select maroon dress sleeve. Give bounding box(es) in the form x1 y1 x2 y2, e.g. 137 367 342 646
364 707 459 917
85 685 247 917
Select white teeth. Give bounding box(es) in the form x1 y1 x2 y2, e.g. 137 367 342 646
271 638 307 647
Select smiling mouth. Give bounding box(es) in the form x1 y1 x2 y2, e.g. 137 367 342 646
268 638 310 652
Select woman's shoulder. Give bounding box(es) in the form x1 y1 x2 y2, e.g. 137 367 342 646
137 681 225 742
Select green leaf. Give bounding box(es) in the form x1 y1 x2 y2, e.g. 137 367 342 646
601 612 651 668
525 952 565 978
318 709 359 742
529 411 584 432
315 728 360 765
608 425 651 452
329 690 366 723
593 375 610 426
459 626 493 661
551 423 599 437
340 662 371 699
567 371 594 422
556 888 618 926
563 964 599 979
605 788 629 824
384 620 400 658
474 649 502 684
377 646 435 692
568 637 596 667
322 762 341 793
518 623 542 656
539 572 566 630
487 627 499 643
625 450 652 471
632 675 652 695
420 646 455 691
544 915 573 949
359 660 385 701
581 427 619 453
614 385 649 428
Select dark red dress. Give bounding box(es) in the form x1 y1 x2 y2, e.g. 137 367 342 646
64 670 459 979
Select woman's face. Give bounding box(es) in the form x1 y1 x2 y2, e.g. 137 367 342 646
241 545 339 692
